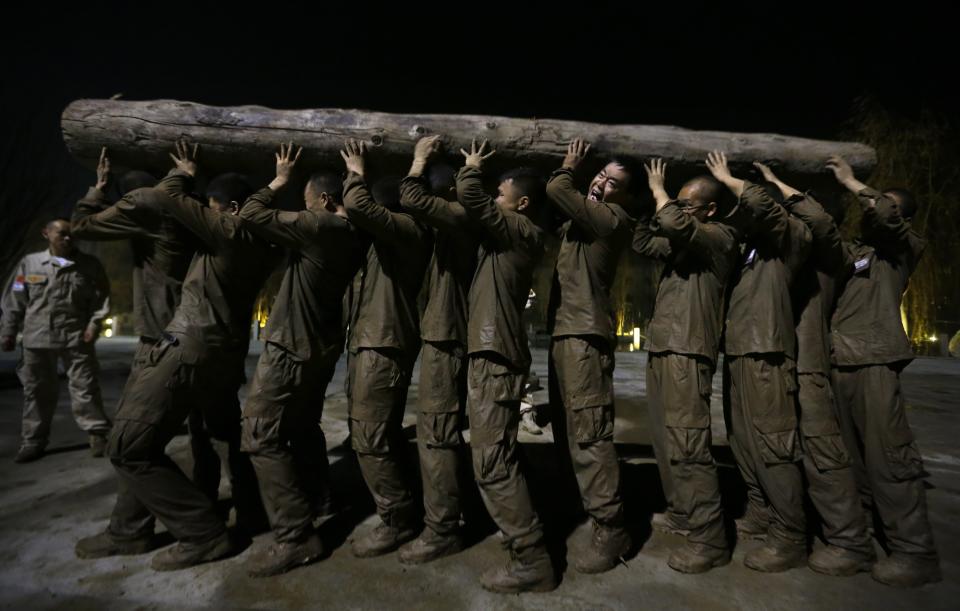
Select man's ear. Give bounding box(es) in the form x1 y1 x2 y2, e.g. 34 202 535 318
706 201 718 218
230 201 241 215
41 227 50 240
517 195 531 212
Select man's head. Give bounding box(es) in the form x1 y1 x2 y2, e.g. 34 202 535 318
883 187 918 219
118 170 157 195
496 167 546 214
206 173 254 215
587 157 641 206
305 170 344 213
427 163 457 199
372 176 402 211
677 175 727 222
43 219 73 256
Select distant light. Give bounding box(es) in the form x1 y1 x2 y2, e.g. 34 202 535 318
928 335 938 342
633 327 641 347
105 318 114 326
104 329 114 338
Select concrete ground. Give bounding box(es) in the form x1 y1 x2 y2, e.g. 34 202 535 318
0 337 956 610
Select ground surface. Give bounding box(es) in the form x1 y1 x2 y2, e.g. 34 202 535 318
0 337 956 610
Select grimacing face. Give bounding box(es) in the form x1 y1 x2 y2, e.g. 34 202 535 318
588 162 631 204
677 182 718 223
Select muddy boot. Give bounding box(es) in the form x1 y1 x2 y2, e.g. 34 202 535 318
744 539 807 573
519 408 543 435
75 531 157 559
89 434 107 458
480 543 557 594
574 521 632 574
398 528 464 565
871 553 942 588
246 533 324 578
651 512 690 537
808 544 876 576
351 521 418 558
14 445 44 464
668 541 731 574
150 531 235 571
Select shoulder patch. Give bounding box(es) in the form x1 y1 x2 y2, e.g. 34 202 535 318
24 274 47 284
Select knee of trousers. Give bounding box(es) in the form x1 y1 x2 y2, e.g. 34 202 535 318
106 420 163 471
351 419 395 456
470 438 515 486
417 411 462 450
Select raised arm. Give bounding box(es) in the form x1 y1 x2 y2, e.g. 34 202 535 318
156 139 231 249
455 140 514 251
340 139 427 246
400 135 471 231
71 148 162 240
545 138 623 239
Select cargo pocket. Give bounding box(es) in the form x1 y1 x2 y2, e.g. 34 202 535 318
567 339 614 408
753 358 800 465
798 375 848 471
419 412 462 450
351 349 406 421
571 404 615 444
666 426 713 464
883 413 924 482
487 360 524 403
471 441 512 485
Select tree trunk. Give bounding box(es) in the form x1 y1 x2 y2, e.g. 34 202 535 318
61 98 876 181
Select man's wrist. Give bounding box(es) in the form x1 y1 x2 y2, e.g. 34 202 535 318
409 159 427 177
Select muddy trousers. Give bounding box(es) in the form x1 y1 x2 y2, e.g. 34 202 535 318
832 364 938 559
17 344 110 449
107 336 255 544
109 338 247 540
647 352 725 548
348 347 418 527
467 352 543 550
548 335 624 527
241 342 339 543
723 354 805 546
416 341 468 536
797 372 872 554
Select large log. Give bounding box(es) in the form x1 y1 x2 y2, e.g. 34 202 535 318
61 99 876 183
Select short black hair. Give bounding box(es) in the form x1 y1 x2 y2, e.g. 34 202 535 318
45 217 71 230
427 163 456 197
681 175 732 216
118 170 157 194
307 170 343 201
206 173 254 208
500 167 546 209
372 176 401 208
607 155 643 195
883 187 918 219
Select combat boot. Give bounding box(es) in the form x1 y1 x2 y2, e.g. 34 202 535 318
14 445 44 463
351 521 418 558
245 533 324 577
744 539 806 573
75 531 157 559
574 521 632 574
808 544 876 576
519 408 543 435
668 541 731 574
871 553 942 588
480 543 557 593
150 531 235 571
398 528 464 564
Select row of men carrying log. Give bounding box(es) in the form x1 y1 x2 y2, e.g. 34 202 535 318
0 132 940 593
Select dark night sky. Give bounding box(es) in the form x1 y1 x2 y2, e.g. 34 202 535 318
0 2 954 225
